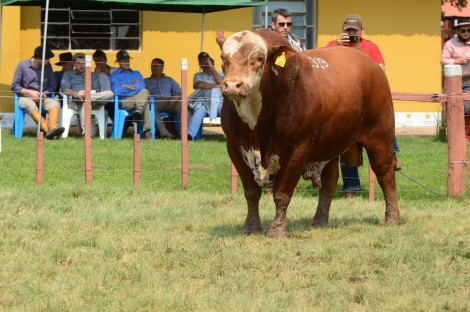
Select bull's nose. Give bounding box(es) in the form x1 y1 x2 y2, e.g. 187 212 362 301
223 80 243 93
222 79 249 97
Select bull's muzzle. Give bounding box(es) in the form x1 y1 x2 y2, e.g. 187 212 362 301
221 78 250 99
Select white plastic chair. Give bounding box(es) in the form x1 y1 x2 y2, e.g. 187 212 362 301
59 93 107 139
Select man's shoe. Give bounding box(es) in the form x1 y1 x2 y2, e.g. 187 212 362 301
133 110 142 121
162 133 176 140
188 134 194 141
342 192 355 199
393 153 401 171
45 127 65 140
145 131 153 141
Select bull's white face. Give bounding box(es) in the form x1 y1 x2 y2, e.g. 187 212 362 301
221 31 267 130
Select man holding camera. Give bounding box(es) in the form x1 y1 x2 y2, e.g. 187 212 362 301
327 14 384 70
327 14 400 198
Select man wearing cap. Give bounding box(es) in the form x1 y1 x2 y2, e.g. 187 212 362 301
271 8 303 51
61 53 114 137
110 50 152 138
327 14 401 198
11 45 65 139
144 58 179 139
54 52 74 93
187 52 224 140
441 17 470 142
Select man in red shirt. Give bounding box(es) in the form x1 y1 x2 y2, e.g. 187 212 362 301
327 14 400 199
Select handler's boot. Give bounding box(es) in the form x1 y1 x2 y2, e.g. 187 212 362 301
45 108 65 140
30 110 49 134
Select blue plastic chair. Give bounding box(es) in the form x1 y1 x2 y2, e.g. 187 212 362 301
160 111 202 140
111 95 155 139
12 92 52 139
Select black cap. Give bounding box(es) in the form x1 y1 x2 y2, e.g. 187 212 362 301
55 52 73 65
198 52 210 60
116 50 132 61
33 46 54 60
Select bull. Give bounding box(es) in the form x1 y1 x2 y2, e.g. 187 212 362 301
216 28 400 237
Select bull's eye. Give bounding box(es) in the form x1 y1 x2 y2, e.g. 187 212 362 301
257 57 264 63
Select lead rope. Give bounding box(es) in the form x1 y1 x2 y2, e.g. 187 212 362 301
397 170 446 198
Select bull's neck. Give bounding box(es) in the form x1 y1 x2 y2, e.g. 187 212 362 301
232 92 263 131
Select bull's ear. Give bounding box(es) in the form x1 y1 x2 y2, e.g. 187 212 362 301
216 30 226 49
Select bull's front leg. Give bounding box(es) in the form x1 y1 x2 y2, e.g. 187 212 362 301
243 185 263 234
267 165 303 238
312 157 339 227
227 143 263 234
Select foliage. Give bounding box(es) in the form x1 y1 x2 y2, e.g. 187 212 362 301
443 0 468 9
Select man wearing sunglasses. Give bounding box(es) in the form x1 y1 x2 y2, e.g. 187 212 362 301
441 18 470 142
271 8 303 51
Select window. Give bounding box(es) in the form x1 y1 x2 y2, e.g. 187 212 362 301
41 7 141 51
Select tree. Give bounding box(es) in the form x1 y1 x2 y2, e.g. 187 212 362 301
442 0 468 9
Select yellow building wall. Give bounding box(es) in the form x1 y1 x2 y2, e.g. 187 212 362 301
317 0 442 115
0 7 252 112
1 3 443 117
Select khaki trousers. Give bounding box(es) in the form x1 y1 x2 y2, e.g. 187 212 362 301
121 88 151 132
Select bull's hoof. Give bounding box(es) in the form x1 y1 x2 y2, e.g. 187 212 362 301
244 225 262 235
384 217 401 226
267 226 288 238
312 218 328 228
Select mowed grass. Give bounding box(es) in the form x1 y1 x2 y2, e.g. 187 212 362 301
0 131 470 311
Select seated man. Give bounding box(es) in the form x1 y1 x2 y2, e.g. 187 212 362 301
60 53 114 137
11 45 65 139
93 49 118 125
110 50 152 139
54 52 73 93
187 52 223 140
144 58 179 139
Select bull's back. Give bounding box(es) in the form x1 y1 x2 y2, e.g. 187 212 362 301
295 46 393 157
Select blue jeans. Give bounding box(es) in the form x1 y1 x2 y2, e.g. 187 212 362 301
188 107 208 138
341 137 400 192
188 102 222 139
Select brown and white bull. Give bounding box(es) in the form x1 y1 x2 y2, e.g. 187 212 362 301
216 28 400 237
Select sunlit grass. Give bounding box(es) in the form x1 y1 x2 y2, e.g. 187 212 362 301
0 131 469 310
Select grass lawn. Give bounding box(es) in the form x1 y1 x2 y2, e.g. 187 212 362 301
0 131 469 310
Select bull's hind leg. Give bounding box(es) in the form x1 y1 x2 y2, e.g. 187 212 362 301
312 157 339 227
366 147 400 226
227 144 263 234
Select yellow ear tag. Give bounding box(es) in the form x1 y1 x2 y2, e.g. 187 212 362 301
275 52 286 67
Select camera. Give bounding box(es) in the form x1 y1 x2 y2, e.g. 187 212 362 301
348 35 358 43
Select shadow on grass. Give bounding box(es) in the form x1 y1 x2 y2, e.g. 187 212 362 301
209 215 381 238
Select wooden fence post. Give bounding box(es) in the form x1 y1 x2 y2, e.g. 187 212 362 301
181 58 189 189
444 65 467 197
84 55 92 185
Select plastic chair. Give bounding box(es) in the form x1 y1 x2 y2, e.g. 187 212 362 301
111 95 155 139
12 92 51 139
59 93 107 139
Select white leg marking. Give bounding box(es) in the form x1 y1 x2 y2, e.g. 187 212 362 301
241 146 280 187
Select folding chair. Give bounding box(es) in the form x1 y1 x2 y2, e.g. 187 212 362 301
59 93 107 139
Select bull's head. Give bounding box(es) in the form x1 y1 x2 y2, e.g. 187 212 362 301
216 30 267 101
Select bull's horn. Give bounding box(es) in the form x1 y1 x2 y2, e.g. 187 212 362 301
216 30 226 49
